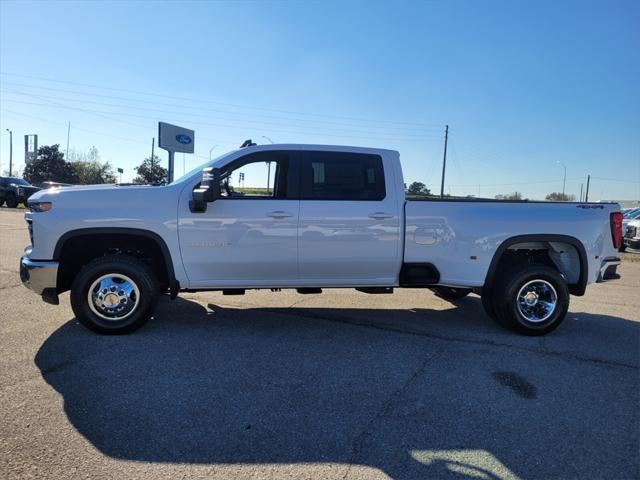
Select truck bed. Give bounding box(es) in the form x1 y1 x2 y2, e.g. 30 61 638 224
404 200 620 288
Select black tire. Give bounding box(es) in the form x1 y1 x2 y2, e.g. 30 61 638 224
432 286 472 301
481 292 497 320
70 255 159 334
0 198 4 207
491 263 569 336
5 193 18 208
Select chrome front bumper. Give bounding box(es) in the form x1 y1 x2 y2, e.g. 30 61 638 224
20 256 59 295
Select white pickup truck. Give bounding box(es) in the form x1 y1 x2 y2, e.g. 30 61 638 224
20 144 623 336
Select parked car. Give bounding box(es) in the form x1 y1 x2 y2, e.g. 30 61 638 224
19 144 623 336
0 177 41 208
624 219 640 251
619 210 640 251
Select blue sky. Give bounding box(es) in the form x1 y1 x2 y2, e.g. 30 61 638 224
1 0 638 200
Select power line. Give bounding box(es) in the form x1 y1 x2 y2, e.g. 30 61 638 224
0 72 439 127
0 80 443 134
1 87 443 139
1 97 443 143
0 108 227 160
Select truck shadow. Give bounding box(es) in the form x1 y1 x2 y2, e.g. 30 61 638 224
34 296 639 479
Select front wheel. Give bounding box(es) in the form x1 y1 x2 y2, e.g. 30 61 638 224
70 255 159 334
490 263 569 336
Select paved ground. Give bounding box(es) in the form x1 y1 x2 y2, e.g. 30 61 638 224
1 206 638 480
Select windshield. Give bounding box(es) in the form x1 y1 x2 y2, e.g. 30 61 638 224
8 178 29 186
171 151 233 184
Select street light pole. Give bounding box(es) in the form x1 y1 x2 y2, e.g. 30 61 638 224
5 129 12 176
262 136 274 144
209 145 219 160
557 161 567 197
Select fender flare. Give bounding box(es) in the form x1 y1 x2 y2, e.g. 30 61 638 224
483 234 588 296
53 227 178 295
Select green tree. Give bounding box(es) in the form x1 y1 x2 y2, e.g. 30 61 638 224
134 155 167 184
545 192 575 202
406 181 431 196
23 144 79 185
69 146 116 184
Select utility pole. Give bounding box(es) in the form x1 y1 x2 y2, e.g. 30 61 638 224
579 183 583 202
5 129 12 176
66 121 71 159
440 125 449 198
151 137 155 161
585 175 590 202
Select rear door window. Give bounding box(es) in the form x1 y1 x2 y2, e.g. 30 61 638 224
300 151 385 200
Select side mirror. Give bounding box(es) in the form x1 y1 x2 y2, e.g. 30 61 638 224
189 167 221 213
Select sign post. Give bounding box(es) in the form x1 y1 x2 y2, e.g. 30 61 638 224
158 122 194 183
117 167 124 184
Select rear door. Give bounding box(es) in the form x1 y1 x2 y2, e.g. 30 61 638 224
297 150 401 285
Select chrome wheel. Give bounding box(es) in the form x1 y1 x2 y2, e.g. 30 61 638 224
88 273 140 321
516 279 557 323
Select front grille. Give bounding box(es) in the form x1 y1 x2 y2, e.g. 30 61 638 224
26 218 33 245
626 225 637 239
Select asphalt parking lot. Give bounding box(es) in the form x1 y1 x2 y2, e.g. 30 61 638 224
1 206 638 480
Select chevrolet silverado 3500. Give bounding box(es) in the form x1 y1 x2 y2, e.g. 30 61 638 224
20 144 623 335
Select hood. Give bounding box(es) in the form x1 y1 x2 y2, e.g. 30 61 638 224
28 183 158 203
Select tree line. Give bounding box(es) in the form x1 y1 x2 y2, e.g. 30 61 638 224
17 144 168 185
405 181 576 201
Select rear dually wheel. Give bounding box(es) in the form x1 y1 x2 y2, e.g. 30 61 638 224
490 263 569 336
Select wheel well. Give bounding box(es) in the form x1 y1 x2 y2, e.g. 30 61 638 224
485 237 587 296
56 232 171 293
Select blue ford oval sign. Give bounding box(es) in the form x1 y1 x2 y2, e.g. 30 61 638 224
176 134 192 145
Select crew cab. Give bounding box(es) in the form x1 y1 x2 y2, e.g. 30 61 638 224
20 144 623 335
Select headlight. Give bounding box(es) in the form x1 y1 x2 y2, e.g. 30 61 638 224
28 202 53 212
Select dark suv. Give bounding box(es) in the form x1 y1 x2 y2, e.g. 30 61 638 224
0 177 41 208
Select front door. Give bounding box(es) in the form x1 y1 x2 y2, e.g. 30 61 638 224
178 150 299 288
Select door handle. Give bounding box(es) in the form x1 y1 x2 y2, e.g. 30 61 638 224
267 210 293 219
368 212 393 220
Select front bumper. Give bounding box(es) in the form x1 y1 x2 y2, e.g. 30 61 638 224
20 256 59 296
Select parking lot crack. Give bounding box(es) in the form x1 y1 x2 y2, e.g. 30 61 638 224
342 349 440 479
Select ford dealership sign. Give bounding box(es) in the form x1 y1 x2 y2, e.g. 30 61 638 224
158 122 195 153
